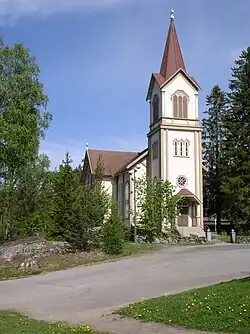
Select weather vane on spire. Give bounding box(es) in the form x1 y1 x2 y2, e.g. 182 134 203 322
170 9 174 20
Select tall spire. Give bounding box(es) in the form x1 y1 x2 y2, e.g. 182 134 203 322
160 10 186 81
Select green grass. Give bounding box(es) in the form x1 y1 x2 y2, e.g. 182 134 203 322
212 232 231 243
0 310 105 334
0 242 164 281
119 278 250 333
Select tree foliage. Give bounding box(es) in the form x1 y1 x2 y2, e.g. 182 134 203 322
202 48 250 232
0 38 51 180
102 202 124 255
136 176 180 242
221 48 250 229
45 152 75 240
0 38 52 242
47 153 111 249
202 85 228 233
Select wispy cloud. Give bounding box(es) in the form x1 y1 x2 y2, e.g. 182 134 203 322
40 139 86 170
0 0 146 25
40 135 146 169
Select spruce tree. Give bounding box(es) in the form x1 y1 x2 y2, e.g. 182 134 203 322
222 48 250 230
46 152 75 240
202 85 228 233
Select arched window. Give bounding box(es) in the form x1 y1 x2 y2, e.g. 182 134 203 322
180 140 184 156
152 141 158 160
174 140 178 156
172 91 189 119
173 95 178 117
124 181 130 218
185 141 189 157
152 94 159 123
183 96 188 118
173 139 190 157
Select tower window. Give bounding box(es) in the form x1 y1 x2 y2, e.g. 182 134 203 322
185 141 189 157
174 140 178 156
172 91 189 119
173 139 190 157
177 175 188 188
152 94 159 123
152 141 158 160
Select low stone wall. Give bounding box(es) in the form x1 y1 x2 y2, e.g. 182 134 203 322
0 240 72 262
236 236 250 244
138 235 207 245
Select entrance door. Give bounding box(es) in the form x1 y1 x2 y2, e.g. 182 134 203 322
192 203 198 227
178 201 189 227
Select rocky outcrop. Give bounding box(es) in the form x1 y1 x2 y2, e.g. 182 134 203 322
0 240 72 262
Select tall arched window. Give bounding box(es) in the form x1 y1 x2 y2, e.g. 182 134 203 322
180 140 184 156
183 96 188 118
174 140 178 156
173 139 190 157
124 181 130 218
173 95 178 117
172 91 188 119
152 94 159 123
185 141 189 157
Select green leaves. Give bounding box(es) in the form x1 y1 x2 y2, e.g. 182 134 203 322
202 48 250 232
0 38 51 176
221 48 250 229
135 176 180 242
102 202 125 255
202 85 228 232
46 153 111 251
0 37 52 241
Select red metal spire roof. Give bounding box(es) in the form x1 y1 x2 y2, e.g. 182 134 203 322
146 11 200 100
160 14 186 81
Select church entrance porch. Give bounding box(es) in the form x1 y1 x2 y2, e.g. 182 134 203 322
176 189 201 229
177 200 198 227
178 201 189 226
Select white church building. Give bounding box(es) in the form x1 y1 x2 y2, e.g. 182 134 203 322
83 12 204 237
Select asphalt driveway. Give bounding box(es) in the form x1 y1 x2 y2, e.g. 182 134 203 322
0 243 249 327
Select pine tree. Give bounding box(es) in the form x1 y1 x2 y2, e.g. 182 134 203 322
102 201 125 255
46 152 75 240
222 48 250 230
202 85 228 233
63 155 110 250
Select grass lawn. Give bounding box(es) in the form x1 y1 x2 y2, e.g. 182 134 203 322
212 232 231 243
119 278 250 333
0 242 164 281
0 310 105 334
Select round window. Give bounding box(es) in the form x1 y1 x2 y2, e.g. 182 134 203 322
177 175 188 188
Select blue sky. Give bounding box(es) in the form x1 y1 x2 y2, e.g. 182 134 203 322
2 0 249 168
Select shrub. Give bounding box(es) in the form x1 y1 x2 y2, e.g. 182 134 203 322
102 203 125 255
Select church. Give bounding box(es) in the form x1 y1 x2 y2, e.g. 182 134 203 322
83 11 204 237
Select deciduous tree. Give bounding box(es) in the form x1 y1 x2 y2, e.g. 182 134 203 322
136 176 180 242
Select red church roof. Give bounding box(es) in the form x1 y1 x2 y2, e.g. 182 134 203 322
147 13 199 100
160 17 186 81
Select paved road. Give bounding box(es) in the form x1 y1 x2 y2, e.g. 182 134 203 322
0 244 249 328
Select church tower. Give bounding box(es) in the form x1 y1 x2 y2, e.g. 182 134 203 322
146 10 203 234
